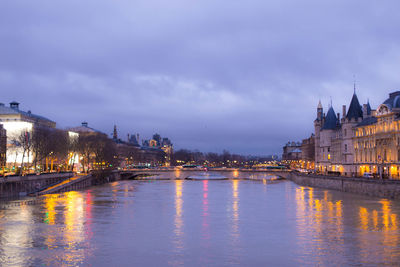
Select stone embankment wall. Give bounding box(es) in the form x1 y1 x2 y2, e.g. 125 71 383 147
43 171 122 195
282 172 400 200
0 173 74 198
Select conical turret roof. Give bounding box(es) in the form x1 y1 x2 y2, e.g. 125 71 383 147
346 93 363 120
322 107 338 130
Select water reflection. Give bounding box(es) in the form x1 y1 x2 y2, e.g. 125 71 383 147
172 180 184 266
1 178 400 266
358 200 398 231
202 180 210 241
232 170 239 178
230 179 240 264
295 187 343 265
0 203 33 266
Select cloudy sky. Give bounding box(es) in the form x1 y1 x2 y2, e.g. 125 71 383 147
1 1 399 155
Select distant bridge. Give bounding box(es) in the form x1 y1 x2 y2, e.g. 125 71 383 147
120 168 290 180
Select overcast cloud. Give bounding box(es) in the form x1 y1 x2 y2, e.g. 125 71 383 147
1 0 400 155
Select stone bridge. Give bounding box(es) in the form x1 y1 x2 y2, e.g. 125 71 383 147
120 169 290 180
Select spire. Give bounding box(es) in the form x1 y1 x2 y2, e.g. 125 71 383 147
113 125 118 140
353 74 357 94
317 100 323 109
366 100 372 116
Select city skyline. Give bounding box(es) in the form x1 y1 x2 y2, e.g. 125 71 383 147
1 1 400 154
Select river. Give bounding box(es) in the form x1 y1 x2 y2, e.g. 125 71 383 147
1 171 400 266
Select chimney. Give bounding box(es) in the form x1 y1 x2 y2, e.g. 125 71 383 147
342 105 346 119
127 133 130 142
82 122 88 127
137 134 140 144
362 104 368 119
10 101 19 110
337 113 340 121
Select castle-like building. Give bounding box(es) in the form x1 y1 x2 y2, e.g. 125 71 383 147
315 90 400 179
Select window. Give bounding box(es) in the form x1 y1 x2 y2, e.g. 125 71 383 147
328 154 331 160
345 144 348 152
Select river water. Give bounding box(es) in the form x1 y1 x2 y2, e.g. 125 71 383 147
1 171 400 266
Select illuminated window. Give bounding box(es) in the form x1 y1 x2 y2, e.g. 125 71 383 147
328 154 331 160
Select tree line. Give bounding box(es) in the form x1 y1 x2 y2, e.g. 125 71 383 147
172 149 276 168
9 126 118 174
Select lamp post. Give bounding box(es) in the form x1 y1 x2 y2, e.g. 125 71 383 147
378 155 383 179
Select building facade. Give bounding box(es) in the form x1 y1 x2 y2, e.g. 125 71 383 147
0 101 56 166
315 90 400 178
300 134 315 169
353 91 400 179
315 92 370 175
282 141 302 161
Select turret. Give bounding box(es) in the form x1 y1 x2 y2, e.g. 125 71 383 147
317 100 323 121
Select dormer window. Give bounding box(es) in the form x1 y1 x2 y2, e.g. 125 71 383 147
376 104 390 116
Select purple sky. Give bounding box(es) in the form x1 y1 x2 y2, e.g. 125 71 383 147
1 1 399 155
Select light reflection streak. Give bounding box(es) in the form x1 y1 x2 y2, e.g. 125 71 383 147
232 180 239 237
174 169 182 179
174 180 184 246
43 195 58 250
41 191 94 265
171 180 184 266
200 180 211 266
359 207 369 230
44 195 56 225
63 191 85 265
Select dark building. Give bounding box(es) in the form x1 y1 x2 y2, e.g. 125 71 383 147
301 134 315 162
282 141 302 161
0 124 6 168
127 134 140 147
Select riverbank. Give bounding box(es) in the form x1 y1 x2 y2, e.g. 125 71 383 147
284 172 400 200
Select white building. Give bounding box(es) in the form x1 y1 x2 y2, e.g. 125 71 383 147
0 101 56 165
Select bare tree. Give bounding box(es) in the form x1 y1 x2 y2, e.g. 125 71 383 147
14 130 33 175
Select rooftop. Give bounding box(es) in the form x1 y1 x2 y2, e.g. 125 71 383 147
322 107 338 130
346 93 363 120
67 122 104 134
0 101 55 125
